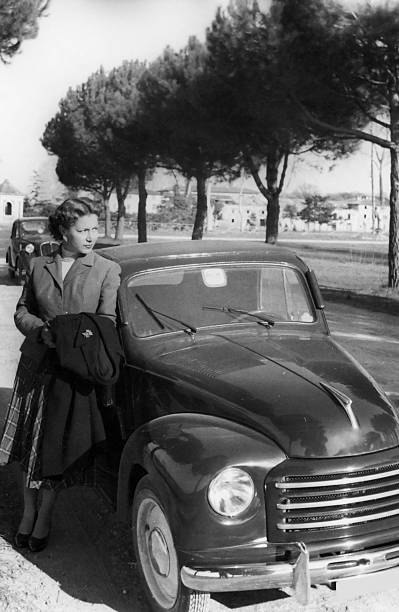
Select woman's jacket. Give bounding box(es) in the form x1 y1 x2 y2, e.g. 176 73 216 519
14 248 122 478
15 248 121 336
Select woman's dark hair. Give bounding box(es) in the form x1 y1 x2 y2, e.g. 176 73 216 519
48 197 96 241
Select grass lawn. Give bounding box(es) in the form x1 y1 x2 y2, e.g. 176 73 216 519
143 228 398 300
298 254 388 293
1 223 398 300
283 241 396 299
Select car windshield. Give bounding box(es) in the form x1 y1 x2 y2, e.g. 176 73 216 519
126 264 315 337
20 220 48 235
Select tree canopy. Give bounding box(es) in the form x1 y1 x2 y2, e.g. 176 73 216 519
277 0 399 286
299 193 333 227
0 0 49 62
42 69 117 236
138 36 238 239
42 61 148 240
40 0 399 276
205 0 355 243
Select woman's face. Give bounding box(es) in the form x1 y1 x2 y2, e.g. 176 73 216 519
62 213 99 256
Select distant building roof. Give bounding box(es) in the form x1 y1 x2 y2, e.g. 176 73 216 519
211 185 259 195
0 179 23 195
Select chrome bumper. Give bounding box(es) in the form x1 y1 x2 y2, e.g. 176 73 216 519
181 541 399 605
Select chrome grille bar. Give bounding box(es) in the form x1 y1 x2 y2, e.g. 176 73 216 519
40 241 58 256
277 486 399 509
274 462 399 532
277 506 399 530
275 466 399 488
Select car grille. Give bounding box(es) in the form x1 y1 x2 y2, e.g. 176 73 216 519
272 462 399 534
40 241 59 256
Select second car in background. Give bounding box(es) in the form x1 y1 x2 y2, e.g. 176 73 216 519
6 217 58 284
6 216 120 284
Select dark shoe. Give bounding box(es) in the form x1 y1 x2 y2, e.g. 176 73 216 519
14 532 31 548
14 511 38 548
28 534 49 553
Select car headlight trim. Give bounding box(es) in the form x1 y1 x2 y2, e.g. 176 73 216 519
208 467 255 517
25 243 35 254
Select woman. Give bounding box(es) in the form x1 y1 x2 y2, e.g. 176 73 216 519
0 197 121 552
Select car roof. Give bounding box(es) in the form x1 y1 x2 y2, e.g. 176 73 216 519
98 239 308 277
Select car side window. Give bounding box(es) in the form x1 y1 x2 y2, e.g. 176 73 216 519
260 267 314 322
284 268 314 321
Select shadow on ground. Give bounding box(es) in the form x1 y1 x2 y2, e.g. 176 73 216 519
0 456 291 612
213 590 289 609
0 462 149 611
0 456 293 612
322 286 399 315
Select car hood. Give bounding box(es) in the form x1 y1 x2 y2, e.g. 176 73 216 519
157 330 399 458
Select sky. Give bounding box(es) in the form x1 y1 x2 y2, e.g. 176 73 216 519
0 0 391 197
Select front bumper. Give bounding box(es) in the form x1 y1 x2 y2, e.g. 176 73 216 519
181 540 399 605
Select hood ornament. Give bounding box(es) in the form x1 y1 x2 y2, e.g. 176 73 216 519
320 382 359 430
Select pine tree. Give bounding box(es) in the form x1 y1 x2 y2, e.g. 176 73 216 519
138 37 238 240
0 0 49 63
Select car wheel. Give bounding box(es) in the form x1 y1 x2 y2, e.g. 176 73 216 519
6 251 15 278
132 476 210 612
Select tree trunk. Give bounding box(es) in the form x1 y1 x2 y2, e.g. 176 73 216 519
245 151 285 244
115 182 126 241
191 174 207 240
104 196 111 237
265 191 280 243
137 167 147 243
265 153 281 244
206 180 214 231
388 146 399 288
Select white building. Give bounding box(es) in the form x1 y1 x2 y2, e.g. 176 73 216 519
214 198 266 231
332 201 390 233
0 179 24 225
108 191 164 215
281 194 390 234
194 185 267 231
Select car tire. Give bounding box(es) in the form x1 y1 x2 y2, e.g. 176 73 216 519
132 476 210 612
6 251 15 279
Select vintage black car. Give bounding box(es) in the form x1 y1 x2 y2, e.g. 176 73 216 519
6 216 120 283
6 217 59 283
99 240 399 612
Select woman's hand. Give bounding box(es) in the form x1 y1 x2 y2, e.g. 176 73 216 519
40 323 56 348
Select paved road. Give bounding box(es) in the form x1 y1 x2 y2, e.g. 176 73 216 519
326 298 399 401
1 263 399 612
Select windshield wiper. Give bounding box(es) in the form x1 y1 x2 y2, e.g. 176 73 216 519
135 293 197 336
135 293 165 329
202 304 275 327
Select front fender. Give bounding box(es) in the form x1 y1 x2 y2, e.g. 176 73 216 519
19 251 33 269
117 412 286 559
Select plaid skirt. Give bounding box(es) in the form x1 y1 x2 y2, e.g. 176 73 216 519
0 355 102 491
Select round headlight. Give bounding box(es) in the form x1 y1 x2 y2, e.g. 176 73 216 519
25 243 35 254
208 467 255 517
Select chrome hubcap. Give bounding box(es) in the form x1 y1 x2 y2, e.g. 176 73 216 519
149 527 170 577
136 496 179 609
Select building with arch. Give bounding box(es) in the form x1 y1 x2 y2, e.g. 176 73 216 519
0 179 24 225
